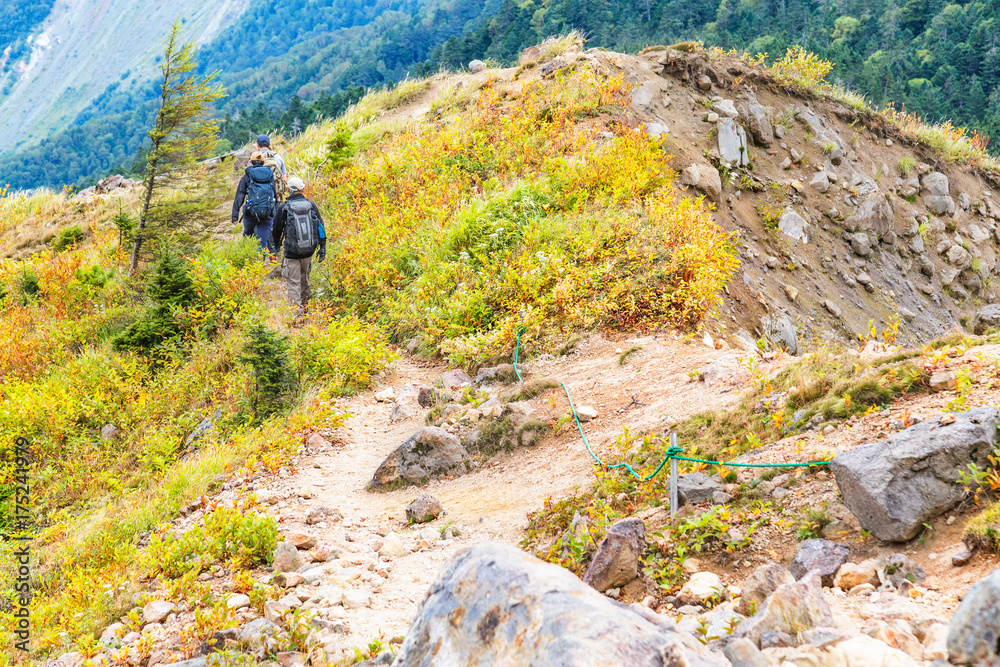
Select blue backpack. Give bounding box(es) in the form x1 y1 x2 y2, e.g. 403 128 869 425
245 165 276 220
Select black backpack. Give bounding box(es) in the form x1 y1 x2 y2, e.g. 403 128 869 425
245 165 276 220
284 198 319 256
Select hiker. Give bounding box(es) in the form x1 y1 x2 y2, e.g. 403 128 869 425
271 177 326 316
231 151 278 254
255 134 286 177
256 135 288 209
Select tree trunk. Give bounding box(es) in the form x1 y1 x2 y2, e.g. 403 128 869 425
128 166 158 276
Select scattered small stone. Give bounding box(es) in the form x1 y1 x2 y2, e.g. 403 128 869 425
288 533 318 550
379 532 409 559
576 405 598 422
676 571 724 605
375 387 395 402
274 571 306 588
226 593 251 609
406 494 444 524
929 371 954 393
342 589 372 609
951 545 973 567
142 600 176 624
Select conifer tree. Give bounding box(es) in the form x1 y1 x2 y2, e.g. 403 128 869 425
129 19 226 275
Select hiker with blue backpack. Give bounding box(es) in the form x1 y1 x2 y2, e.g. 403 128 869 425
231 150 279 255
270 177 326 317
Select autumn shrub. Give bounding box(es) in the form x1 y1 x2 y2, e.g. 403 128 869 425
147 504 278 577
312 66 738 365
293 314 396 394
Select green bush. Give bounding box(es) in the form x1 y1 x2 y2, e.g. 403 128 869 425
113 250 197 355
148 505 278 577
53 225 86 251
293 316 396 394
240 322 296 420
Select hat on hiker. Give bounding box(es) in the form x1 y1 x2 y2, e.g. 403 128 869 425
250 151 264 163
256 134 271 147
287 176 305 192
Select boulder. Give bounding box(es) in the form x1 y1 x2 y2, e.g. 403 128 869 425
850 232 873 257
417 384 449 408
677 472 725 505
306 506 343 525
644 122 669 138
676 571 724 605
392 542 729 666
406 494 444 524
924 195 956 216
737 572 835 647
273 542 304 572
876 553 925 587
921 172 949 197
833 560 878 590
845 194 894 237
240 618 285 654
973 304 1000 334
142 600 175 624
582 518 646 592
778 207 809 243
929 371 954 393
809 171 830 193
379 532 410 559
947 568 1000 665
762 314 798 355
390 383 421 423
735 91 773 147
442 369 473 390
713 98 739 118
288 533 317 550
829 407 1000 542
679 164 722 201
370 427 472 490
736 562 795 616
826 636 918 666
718 118 749 167
723 638 767 667
468 59 486 73
788 539 849 587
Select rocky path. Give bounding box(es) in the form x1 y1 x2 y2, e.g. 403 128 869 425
252 333 735 658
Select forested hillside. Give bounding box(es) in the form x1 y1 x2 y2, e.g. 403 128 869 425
0 0 57 69
2 0 998 189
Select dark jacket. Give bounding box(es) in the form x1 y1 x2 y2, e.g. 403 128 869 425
271 192 327 260
231 167 279 222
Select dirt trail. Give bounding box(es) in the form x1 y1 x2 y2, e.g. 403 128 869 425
261 332 737 651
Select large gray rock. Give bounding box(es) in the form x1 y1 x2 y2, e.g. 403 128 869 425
723 638 767 667
737 572 835 647
736 562 795 616
582 518 646 592
392 542 728 666
718 118 749 166
778 207 809 243
442 369 473 390
925 194 956 216
762 314 798 355
680 164 722 201
788 539 849 587
829 407 1000 542
370 427 472 490
973 304 1000 334
948 568 1000 665
735 91 773 147
844 194 894 237
677 472 725 505
921 172 950 197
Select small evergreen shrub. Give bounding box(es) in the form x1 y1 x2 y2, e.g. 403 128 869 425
240 322 296 420
113 250 197 355
53 225 86 251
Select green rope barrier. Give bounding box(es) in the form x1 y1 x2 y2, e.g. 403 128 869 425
513 328 829 481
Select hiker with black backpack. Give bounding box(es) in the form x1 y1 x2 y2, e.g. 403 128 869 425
270 177 326 317
231 151 278 255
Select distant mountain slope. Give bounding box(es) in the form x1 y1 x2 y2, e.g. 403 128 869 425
0 1 57 67
2 0 998 190
0 0 248 152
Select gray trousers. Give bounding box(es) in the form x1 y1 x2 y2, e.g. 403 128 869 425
283 256 312 305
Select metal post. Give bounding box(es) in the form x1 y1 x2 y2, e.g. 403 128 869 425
669 432 679 519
